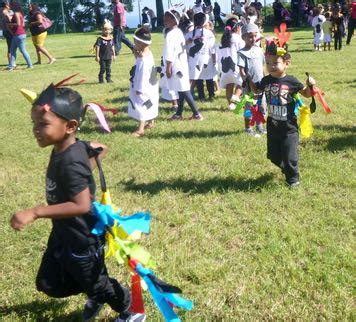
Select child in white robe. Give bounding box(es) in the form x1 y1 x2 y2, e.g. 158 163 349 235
128 26 159 137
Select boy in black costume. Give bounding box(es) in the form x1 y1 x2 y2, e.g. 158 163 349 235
11 84 144 321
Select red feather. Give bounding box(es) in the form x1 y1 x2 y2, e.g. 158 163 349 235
54 73 80 87
93 102 119 115
313 87 332 113
274 22 291 47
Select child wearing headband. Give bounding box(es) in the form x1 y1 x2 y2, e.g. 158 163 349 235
162 9 203 121
128 26 159 137
218 17 245 110
11 84 142 321
249 41 315 188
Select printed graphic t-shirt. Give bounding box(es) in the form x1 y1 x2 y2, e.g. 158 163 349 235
46 140 97 251
96 37 114 60
257 75 304 134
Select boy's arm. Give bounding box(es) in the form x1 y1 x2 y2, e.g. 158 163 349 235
11 188 92 231
95 45 100 62
112 46 116 60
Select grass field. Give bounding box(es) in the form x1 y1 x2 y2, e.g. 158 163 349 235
0 29 355 321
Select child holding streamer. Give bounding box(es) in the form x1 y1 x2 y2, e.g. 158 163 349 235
236 23 266 137
10 84 143 321
128 26 159 137
162 9 203 121
248 41 315 187
218 17 245 110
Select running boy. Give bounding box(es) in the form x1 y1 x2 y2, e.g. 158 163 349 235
249 42 315 187
10 84 142 321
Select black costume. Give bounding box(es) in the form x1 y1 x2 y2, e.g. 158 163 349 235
257 75 304 184
36 141 131 313
95 36 114 83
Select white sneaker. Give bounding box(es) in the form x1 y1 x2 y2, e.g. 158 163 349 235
231 95 240 103
228 102 236 110
245 128 260 138
115 312 146 322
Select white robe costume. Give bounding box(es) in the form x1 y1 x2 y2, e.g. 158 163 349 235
218 33 245 88
128 52 159 121
185 28 217 80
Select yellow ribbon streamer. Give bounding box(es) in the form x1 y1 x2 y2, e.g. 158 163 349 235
299 105 313 139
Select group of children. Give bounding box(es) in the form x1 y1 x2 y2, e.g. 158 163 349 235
311 3 346 51
9 6 319 322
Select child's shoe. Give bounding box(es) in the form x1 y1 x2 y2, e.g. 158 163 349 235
115 312 146 322
168 114 183 121
82 298 103 322
228 102 236 110
245 128 260 138
189 113 204 121
106 79 114 83
256 124 267 134
288 181 300 189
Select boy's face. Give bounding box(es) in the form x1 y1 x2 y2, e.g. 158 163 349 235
266 55 289 78
243 32 257 47
31 107 70 148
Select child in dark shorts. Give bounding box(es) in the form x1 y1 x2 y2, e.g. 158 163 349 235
249 42 315 187
10 84 144 321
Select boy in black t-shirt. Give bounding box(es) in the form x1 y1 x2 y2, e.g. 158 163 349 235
10 85 142 321
95 20 116 83
249 42 315 187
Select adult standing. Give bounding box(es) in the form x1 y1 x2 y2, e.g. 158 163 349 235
111 0 134 55
7 2 32 70
0 1 12 64
28 3 55 65
273 0 284 26
346 0 356 44
192 0 204 15
213 2 224 28
147 7 157 31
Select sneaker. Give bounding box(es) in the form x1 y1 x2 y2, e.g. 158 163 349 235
106 79 114 83
115 312 146 322
288 181 300 189
49 58 56 65
256 125 267 135
245 128 260 138
82 299 103 322
228 102 236 110
231 95 240 103
168 114 183 121
188 113 204 121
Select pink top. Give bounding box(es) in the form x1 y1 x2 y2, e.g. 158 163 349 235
12 13 25 35
113 2 126 27
352 3 356 20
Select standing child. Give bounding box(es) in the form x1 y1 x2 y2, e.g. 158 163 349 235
236 23 266 137
128 26 159 137
331 3 345 50
186 12 217 101
311 7 326 51
95 19 115 83
162 9 203 121
11 84 143 321
218 17 245 110
322 12 332 50
249 41 315 187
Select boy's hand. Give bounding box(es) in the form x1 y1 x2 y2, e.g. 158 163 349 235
306 75 316 86
95 57 99 63
10 208 37 231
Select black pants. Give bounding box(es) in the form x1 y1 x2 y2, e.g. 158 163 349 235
334 32 343 50
151 18 157 31
267 131 299 184
346 18 355 44
113 26 134 55
176 91 199 116
195 79 215 100
3 30 12 54
36 239 131 313
99 59 112 82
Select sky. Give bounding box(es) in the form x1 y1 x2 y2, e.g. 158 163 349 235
125 0 275 28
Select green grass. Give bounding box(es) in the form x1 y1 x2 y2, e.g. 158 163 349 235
0 29 355 321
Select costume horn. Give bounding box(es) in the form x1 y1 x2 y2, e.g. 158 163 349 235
20 88 38 104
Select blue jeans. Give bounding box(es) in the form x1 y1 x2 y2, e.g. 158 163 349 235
9 34 33 68
113 26 134 55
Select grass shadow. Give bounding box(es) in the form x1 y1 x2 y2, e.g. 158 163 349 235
120 174 274 195
68 55 93 59
0 299 81 321
149 129 237 140
313 125 356 152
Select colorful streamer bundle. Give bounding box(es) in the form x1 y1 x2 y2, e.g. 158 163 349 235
234 93 256 115
306 72 332 114
293 93 314 139
90 153 193 321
